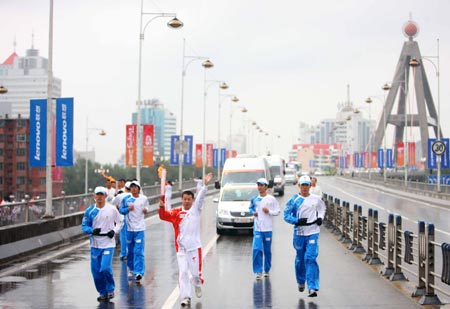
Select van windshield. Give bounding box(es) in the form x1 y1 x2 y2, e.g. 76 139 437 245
222 171 265 185
221 188 258 202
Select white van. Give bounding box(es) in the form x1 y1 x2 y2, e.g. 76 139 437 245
215 183 258 234
216 157 273 189
264 155 286 196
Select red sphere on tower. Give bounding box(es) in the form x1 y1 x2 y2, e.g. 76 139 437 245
403 20 419 39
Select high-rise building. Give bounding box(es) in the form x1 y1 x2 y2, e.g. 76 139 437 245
0 45 63 199
0 45 61 118
132 99 176 161
0 117 63 200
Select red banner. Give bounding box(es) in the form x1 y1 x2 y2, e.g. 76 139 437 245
206 144 213 167
142 124 154 167
195 144 202 168
363 151 368 168
397 142 404 167
126 125 137 167
371 151 377 168
408 142 416 166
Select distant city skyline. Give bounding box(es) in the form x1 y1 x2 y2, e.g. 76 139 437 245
1 0 449 165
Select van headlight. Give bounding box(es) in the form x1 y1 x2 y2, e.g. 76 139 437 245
218 209 230 216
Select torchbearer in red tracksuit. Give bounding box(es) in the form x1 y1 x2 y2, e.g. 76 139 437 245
159 172 213 307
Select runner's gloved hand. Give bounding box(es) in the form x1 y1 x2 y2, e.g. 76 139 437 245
92 228 101 235
316 218 323 226
296 218 308 226
107 230 115 238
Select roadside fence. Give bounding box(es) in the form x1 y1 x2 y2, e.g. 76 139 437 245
323 193 450 306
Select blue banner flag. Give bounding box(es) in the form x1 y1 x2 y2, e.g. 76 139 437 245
170 135 179 165
220 148 226 167
213 149 218 168
184 135 193 165
386 149 393 168
442 138 450 169
377 148 384 168
428 138 437 169
56 98 74 166
29 99 47 167
354 153 360 168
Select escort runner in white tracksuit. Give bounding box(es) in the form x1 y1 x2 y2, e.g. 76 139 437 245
119 181 149 282
284 176 326 297
111 182 131 260
249 178 280 279
159 173 213 307
81 186 123 302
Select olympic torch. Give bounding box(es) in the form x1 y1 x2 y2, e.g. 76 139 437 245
158 164 166 203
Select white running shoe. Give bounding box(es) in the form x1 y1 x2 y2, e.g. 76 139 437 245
255 273 262 280
180 298 191 307
195 285 202 298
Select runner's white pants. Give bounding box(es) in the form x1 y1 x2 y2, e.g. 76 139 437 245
177 248 203 300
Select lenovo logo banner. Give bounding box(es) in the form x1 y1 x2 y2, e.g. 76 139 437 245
56 98 74 166
29 99 47 167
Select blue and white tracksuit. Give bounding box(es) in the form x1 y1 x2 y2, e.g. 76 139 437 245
81 203 123 297
249 194 280 274
112 192 131 259
119 194 149 278
284 194 326 291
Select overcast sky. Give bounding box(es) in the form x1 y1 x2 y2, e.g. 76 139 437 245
2 0 450 164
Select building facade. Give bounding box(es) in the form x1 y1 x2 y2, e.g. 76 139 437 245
0 46 61 118
0 117 63 200
132 99 177 161
0 46 63 199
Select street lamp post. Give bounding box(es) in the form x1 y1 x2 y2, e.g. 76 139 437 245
200 63 219 180
228 96 240 155
382 83 391 183
410 39 441 192
85 117 106 194
136 1 183 182
229 105 248 156
43 0 55 218
178 38 210 190
364 98 373 180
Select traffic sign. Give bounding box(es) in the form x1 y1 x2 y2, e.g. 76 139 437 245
432 140 446 156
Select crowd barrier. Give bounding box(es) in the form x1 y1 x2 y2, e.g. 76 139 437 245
323 193 450 305
0 181 196 228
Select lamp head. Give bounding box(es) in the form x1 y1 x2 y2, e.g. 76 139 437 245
0 85 8 94
220 82 229 90
409 58 420 67
99 130 106 136
231 96 239 102
202 59 214 68
382 83 391 91
365 97 373 104
167 17 184 29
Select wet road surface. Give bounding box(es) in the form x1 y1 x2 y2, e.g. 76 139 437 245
0 184 428 308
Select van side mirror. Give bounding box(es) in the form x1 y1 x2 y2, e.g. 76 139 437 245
214 181 221 189
268 180 274 188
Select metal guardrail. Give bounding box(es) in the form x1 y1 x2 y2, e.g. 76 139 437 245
323 193 450 306
0 180 197 228
343 172 450 198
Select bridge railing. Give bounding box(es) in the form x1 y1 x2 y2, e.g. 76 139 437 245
0 180 197 228
323 193 450 306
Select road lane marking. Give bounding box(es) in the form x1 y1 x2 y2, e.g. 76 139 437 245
326 182 450 237
161 234 219 309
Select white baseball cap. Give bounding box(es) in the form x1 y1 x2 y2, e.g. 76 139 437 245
298 175 311 185
256 178 269 185
94 186 107 195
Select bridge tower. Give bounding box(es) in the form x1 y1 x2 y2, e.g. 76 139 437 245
373 20 442 159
